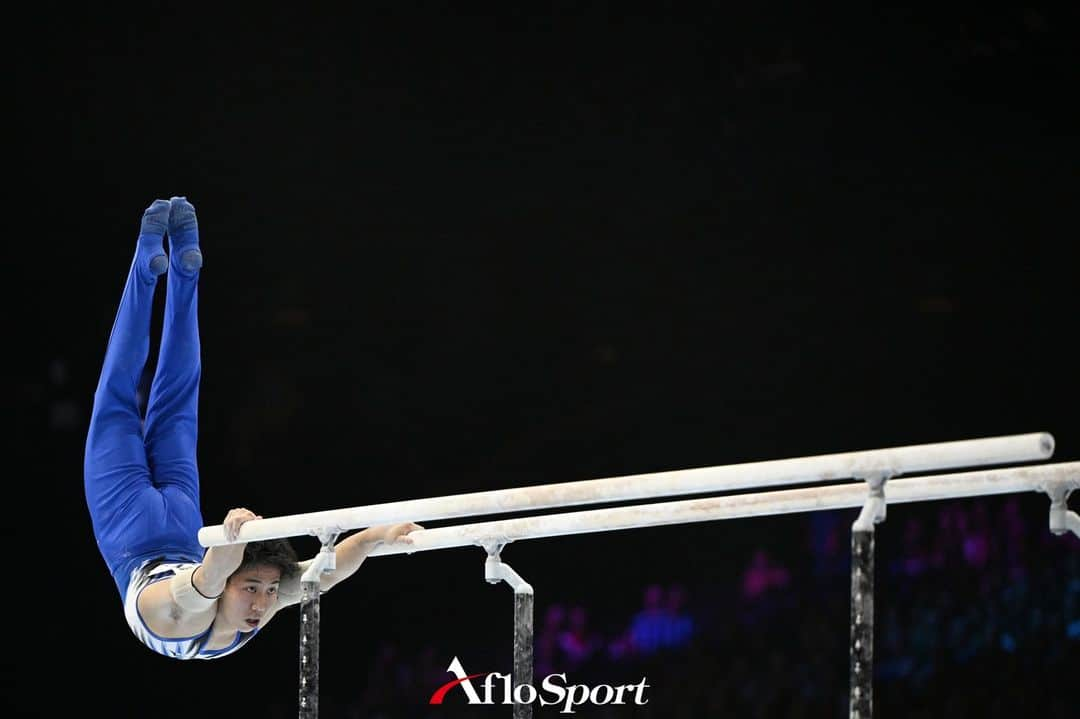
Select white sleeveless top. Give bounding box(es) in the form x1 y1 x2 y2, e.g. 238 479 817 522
123 560 256 660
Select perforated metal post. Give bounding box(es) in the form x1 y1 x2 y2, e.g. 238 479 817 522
299 533 338 719
485 544 534 719
850 474 888 719
298 579 320 719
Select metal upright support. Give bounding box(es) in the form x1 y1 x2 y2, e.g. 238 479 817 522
299 531 338 719
485 544 534 719
850 473 889 719
1047 483 1080 538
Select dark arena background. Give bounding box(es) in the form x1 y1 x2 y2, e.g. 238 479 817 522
9 5 1079 718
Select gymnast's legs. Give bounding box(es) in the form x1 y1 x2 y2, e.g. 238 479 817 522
142 196 206 564
84 198 206 601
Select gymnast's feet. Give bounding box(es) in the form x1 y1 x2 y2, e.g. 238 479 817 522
138 199 171 279
168 196 202 274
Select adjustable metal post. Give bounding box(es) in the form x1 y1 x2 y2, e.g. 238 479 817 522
1047 484 1080 539
850 473 889 719
299 531 338 719
485 544 534 719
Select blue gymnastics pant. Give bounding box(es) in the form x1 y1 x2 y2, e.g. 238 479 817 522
84 236 206 602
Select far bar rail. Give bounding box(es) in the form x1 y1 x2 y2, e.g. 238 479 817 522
200 432 1054 547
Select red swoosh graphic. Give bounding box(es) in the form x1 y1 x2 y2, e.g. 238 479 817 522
429 672 491 704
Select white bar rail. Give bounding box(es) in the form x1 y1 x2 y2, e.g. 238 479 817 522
366 462 1080 556
199 432 1054 546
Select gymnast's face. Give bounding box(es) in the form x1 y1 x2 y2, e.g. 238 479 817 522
219 564 281 632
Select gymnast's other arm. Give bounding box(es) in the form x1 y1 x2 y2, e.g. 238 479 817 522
275 521 423 609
